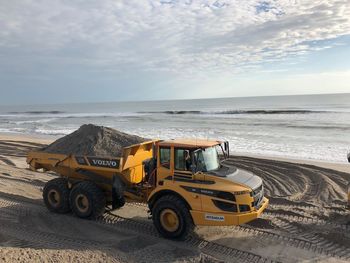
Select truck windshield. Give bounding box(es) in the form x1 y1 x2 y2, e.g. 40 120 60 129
195 146 220 172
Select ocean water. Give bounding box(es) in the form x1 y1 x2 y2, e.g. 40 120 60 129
0 93 349 163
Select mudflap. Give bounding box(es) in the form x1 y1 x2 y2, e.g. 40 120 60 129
112 175 126 209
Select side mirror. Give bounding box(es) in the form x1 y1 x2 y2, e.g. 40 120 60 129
190 164 196 174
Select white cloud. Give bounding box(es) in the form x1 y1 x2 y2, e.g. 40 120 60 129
0 0 349 75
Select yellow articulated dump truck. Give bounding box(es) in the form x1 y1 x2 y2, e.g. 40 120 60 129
27 139 268 239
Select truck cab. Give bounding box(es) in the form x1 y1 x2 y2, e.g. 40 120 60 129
147 139 268 238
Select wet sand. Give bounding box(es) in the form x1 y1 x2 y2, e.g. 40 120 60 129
0 134 349 263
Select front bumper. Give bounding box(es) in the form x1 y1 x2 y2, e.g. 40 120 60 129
190 197 269 226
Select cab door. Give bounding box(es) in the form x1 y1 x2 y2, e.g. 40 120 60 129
157 146 172 181
173 148 202 211
173 148 193 181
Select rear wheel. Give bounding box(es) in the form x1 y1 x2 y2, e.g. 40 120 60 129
152 195 194 240
43 178 70 213
70 181 106 219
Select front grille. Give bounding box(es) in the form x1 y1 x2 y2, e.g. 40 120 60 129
252 184 263 196
252 184 264 208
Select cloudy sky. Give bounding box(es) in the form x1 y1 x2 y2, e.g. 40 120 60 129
1 0 350 104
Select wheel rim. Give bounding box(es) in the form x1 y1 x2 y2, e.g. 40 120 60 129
75 194 89 213
160 208 179 232
48 189 61 207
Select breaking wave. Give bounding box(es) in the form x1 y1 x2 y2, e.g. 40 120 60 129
139 109 329 115
7 111 65 115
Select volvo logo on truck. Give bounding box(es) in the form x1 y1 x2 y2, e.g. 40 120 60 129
87 157 120 169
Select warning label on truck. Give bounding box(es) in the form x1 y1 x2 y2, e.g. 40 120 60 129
205 214 225 222
75 156 87 165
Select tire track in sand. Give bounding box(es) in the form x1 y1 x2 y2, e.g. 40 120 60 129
0 175 45 189
222 157 350 260
0 195 277 263
225 157 349 204
2 194 350 261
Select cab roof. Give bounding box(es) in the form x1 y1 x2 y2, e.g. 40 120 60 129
158 139 222 148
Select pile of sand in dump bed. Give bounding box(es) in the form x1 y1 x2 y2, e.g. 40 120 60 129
42 124 148 157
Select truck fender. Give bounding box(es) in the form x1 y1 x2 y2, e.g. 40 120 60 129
147 189 192 212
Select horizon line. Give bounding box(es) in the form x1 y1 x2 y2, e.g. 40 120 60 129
1 91 349 107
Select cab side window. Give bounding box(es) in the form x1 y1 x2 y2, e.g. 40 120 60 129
175 149 191 171
175 149 185 170
159 147 170 169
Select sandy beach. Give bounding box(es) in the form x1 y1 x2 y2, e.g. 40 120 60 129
0 133 349 263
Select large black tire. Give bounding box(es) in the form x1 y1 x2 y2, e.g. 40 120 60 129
69 181 106 219
152 195 194 240
43 178 71 214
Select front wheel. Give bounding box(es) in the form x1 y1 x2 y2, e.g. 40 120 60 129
152 195 194 240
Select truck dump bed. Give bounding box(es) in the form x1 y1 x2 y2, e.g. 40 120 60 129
27 140 157 186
